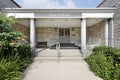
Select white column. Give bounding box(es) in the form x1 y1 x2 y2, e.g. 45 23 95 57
105 20 108 46
30 18 35 48
81 18 86 55
108 18 114 47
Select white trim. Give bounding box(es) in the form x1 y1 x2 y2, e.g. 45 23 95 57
108 18 114 47
82 13 114 18
105 20 108 46
1 8 115 13
81 18 86 54
5 13 114 18
6 13 34 18
3 8 115 19
30 18 35 47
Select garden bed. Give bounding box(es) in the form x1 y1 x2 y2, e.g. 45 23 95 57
86 46 120 80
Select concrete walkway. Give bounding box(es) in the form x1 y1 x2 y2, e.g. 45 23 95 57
23 48 102 80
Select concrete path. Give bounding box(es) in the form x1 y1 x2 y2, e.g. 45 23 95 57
23 48 102 80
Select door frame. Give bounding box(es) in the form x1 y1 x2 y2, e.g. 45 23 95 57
59 28 70 43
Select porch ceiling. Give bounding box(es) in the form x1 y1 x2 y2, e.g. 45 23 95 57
18 18 105 27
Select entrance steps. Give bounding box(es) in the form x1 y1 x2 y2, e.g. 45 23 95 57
34 56 83 62
50 43 80 49
35 48 83 62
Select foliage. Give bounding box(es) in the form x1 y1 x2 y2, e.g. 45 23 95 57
0 13 17 33
86 46 120 80
0 50 31 80
0 12 32 80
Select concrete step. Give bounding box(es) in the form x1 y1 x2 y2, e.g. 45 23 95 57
37 54 82 57
36 49 82 57
37 53 82 57
34 56 84 62
50 47 80 49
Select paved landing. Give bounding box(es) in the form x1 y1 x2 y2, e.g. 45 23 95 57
23 48 102 80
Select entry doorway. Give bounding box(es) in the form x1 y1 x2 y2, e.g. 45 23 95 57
59 28 70 43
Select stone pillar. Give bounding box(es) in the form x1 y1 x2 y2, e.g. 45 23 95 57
108 18 114 47
30 18 35 48
81 18 86 55
105 20 109 46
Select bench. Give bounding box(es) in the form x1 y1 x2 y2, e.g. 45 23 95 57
36 42 47 48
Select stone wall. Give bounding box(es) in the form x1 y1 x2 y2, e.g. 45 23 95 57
86 21 105 46
13 23 30 42
36 27 58 47
70 27 80 44
13 21 105 47
36 24 105 47
98 0 120 39
36 27 81 47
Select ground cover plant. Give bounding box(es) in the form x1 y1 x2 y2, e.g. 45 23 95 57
86 46 120 80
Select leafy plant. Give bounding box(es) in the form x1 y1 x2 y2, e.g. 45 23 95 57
0 13 17 33
86 46 120 80
0 12 32 80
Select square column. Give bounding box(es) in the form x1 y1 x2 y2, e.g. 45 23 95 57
108 18 114 47
30 18 35 48
81 18 86 55
105 20 109 46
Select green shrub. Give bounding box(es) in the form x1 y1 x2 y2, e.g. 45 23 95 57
0 44 32 80
86 46 120 80
0 44 31 59
0 13 17 33
0 58 22 80
0 52 31 80
0 12 32 80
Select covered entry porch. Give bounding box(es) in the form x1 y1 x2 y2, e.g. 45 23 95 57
34 18 107 48
2 8 115 55
33 18 114 54
20 17 114 54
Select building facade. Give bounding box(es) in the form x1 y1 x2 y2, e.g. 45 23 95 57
0 0 116 55
0 0 20 8
1 8 115 54
98 0 120 48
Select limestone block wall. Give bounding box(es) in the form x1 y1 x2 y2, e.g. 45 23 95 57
70 27 80 44
98 0 120 39
36 27 59 47
86 21 105 46
36 27 81 47
13 22 105 47
13 23 30 42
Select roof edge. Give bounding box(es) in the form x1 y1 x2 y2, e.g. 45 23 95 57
11 0 21 8
2 8 115 10
97 0 105 7
1 8 115 13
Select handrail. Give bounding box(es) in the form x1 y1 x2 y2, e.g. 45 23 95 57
56 42 60 62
